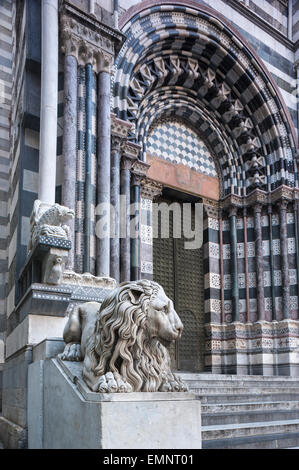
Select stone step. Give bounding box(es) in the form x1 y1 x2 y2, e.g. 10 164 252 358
180 373 299 383
203 432 299 449
202 408 299 426
202 419 299 441
201 400 299 414
190 386 299 395
186 379 299 389
197 392 299 404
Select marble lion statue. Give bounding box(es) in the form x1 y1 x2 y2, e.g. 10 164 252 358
28 199 74 252
59 279 188 393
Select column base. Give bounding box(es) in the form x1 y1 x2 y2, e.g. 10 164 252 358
205 320 299 376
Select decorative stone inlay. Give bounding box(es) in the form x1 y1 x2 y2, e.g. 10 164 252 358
288 238 296 254
208 217 219 230
224 275 232 290
140 224 153 245
208 242 220 259
141 261 153 274
141 197 152 211
247 241 255 257
222 244 231 260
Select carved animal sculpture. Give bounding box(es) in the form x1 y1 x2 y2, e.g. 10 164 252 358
28 200 74 251
59 279 188 393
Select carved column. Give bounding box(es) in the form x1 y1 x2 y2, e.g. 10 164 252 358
140 178 163 280
110 117 132 282
253 203 265 321
294 198 299 319
96 56 113 277
243 207 250 323
130 159 149 281
39 0 58 205
60 29 79 270
219 209 225 323
279 199 290 319
119 143 138 282
229 206 239 322
110 134 122 282
268 204 276 320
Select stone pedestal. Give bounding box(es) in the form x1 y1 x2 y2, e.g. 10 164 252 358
28 350 201 449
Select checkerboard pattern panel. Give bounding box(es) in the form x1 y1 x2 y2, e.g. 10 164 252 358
147 118 218 178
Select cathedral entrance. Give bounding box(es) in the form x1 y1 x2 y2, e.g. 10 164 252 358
153 190 205 372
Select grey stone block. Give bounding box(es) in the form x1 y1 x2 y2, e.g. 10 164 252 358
0 415 27 449
32 338 65 362
28 358 202 449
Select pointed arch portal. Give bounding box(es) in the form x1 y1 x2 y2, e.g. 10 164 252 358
114 0 297 198
113 0 299 375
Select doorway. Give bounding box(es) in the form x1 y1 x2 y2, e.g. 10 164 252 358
153 189 205 372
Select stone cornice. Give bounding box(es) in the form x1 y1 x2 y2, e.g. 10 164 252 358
226 0 294 51
220 186 296 211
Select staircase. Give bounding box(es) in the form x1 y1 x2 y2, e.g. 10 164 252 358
180 373 299 449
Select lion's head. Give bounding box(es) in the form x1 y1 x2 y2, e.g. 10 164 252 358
90 279 187 392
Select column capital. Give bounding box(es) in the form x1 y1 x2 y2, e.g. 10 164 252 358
122 141 141 160
120 154 136 171
202 197 220 219
278 198 289 211
111 134 123 153
131 160 150 186
111 115 133 140
141 178 163 200
60 13 115 70
228 206 238 218
253 202 263 214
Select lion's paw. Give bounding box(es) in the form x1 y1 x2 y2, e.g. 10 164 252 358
59 342 82 362
160 373 188 392
172 373 189 392
96 372 132 393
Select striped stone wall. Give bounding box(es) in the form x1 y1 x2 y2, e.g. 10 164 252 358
293 0 299 43
0 0 13 406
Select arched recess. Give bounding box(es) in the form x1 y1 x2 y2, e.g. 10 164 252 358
113 1 299 374
114 0 297 196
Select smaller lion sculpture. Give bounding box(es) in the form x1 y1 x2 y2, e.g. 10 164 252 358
28 200 74 252
59 280 188 393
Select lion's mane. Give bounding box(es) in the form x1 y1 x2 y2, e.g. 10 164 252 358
84 279 172 392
